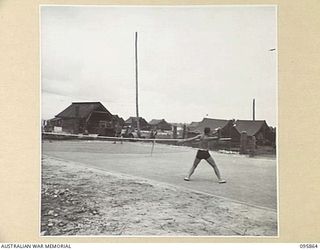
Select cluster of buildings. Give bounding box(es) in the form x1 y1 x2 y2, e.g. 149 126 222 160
43 102 276 146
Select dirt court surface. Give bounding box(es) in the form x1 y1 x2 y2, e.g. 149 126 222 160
41 140 278 236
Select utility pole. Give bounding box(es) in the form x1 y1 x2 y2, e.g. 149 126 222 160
135 31 141 137
253 98 255 121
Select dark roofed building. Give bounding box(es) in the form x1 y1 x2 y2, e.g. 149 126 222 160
188 121 200 131
53 102 122 136
43 117 62 132
112 115 125 126
124 117 150 130
48 117 62 126
188 118 237 140
149 119 172 131
56 102 111 119
234 120 274 145
189 118 230 133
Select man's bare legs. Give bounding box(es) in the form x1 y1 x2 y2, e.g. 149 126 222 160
184 156 226 183
206 157 226 183
184 158 201 181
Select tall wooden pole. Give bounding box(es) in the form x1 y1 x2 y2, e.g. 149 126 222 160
253 98 255 121
135 32 141 137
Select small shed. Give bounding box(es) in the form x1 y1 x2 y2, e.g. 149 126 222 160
43 117 62 132
149 119 172 131
124 117 150 130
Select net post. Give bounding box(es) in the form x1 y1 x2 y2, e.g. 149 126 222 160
151 139 155 156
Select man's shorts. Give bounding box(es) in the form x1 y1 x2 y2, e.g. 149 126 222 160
196 150 211 160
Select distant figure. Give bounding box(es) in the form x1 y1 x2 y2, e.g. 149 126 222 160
183 127 226 184
150 129 157 139
126 126 133 137
113 123 123 144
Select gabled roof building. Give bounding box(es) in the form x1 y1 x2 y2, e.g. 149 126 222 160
234 120 274 145
49 102 122 136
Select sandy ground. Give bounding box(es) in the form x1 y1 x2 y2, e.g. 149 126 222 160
41 155 277 236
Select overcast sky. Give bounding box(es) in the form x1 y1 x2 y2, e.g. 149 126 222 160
41 5 277 126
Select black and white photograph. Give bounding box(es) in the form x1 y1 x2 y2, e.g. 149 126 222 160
41 5 277 236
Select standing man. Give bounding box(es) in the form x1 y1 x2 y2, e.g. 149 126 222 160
183 127 226 184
